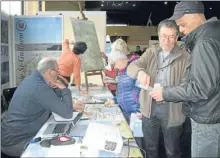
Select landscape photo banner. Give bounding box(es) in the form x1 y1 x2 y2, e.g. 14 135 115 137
71 19 104 72
13 16 63 85
1 13 10 86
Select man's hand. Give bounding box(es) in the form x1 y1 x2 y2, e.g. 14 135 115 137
137 71 150 87
104 99 115 107
136 112 143 119
73 101 85 112
149 86 163 102
49 80 66 89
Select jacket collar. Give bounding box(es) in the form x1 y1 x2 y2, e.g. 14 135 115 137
184 17 219 51
154 44 182 62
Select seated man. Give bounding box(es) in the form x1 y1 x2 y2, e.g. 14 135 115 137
1 57 84 157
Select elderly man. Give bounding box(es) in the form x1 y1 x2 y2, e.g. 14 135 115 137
149 2 220 158
1 57 84 157
127 19 188 158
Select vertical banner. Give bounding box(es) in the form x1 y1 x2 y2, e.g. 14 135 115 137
1 13 10 86
13 16 63 85
71 19 104 72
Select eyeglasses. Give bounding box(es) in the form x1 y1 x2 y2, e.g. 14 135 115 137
51 69 60 74
160 34 177 40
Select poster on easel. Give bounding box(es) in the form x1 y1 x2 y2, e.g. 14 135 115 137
70 18 104 72
13 16 63 85
1 12 10 87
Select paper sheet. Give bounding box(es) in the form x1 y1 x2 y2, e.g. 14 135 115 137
96 111 122 121
129 113 143 137
53 112 79 122
47 144 81 157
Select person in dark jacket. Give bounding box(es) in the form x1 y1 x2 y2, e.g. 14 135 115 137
1 57 85 157
149 2 220 158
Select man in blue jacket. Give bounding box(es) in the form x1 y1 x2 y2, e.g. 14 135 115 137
1 57 84 157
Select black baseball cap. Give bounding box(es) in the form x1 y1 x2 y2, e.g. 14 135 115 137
169 1 204 20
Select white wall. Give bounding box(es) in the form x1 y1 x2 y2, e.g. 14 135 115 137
1 1 22 15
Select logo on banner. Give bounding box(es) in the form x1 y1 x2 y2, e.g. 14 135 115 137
16 20 26 31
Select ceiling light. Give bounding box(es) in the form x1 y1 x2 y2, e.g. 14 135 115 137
209 7 212 10
115 32 117 35
101 4 104 7
164 1 168 5
126 1 128 3
133 4 136 7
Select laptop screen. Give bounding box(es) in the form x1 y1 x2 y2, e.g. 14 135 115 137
65 112 83 135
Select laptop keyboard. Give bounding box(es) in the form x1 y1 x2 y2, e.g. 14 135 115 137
52 123 67 134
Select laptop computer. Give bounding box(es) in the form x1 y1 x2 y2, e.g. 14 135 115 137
42 112 83 138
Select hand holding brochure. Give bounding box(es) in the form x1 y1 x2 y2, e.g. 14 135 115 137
135 80 153 91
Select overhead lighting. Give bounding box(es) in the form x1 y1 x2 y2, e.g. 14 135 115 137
114 32 117 35
133 4 136 7
209 7 212 10
126 1 128 3
164 1 168 5
101 4 104 7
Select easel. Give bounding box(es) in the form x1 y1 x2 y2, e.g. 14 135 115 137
84 69 105 91
78 3 105 90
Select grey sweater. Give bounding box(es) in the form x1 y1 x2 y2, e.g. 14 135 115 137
1 71 73 146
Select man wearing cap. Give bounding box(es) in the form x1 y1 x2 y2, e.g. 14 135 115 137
149 2 220 157
57 39 87 92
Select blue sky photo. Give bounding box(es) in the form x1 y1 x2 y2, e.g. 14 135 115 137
14 17 62 44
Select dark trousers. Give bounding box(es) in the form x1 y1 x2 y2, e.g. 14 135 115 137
142 103 183 158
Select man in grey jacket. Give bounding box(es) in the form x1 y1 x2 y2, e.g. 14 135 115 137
149 2 220 158
1 57 84 157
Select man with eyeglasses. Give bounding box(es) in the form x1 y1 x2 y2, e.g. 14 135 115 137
1 57 85 157
127 19 188 158
149 2 220 158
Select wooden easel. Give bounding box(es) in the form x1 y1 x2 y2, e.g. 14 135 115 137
78 4 104 90
84 69 105 91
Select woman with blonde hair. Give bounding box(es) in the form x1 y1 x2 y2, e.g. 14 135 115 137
105 39 140 123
